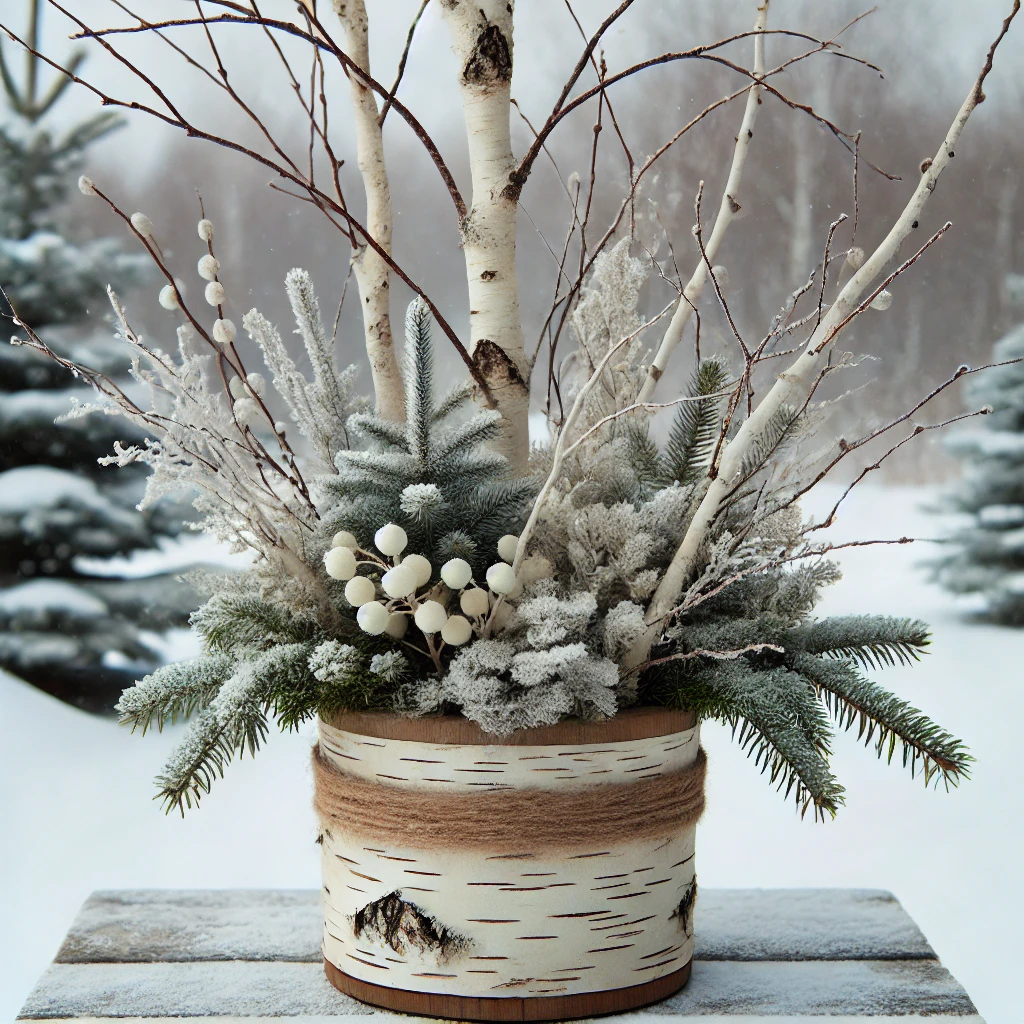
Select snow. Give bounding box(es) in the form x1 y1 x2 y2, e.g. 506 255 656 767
0 579 107 617
1 484 1021 1023
977 504 1024 527
0 465 106 514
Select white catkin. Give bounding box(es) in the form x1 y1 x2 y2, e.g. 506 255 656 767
130 212 154 237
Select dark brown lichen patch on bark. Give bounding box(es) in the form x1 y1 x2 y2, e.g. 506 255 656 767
462 23 512 86
354 890 470 963
671 878 698 936
473 339 527 392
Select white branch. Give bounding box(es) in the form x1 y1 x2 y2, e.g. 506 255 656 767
637 0 769 402
440 0 530 473
333 0 405 422
622 9 1017 672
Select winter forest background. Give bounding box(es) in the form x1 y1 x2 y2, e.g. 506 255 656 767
1 0 1023 1020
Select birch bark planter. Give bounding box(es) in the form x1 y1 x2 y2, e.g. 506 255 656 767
314 707 703 1022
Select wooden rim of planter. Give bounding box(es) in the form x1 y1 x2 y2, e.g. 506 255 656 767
320 705 695 746
323 704 696 745
324 956 692 1021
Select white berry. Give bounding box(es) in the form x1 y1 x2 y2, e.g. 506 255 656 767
246 372 266 397
213 318 236 344
130 212 154 238
459 588 490 617
486 562 517 595
198 254 220 281
357 601 390 635
158 284 179 310
441 614 472 646
381 564 418 599
197 218 214 241
78 175 97 196
384 612 409 639
375 523 408 557
401 553 432 588
870 289 893 311
414 600 448 634
441 558 472 590
205 281 226 306
332 531 358 549
344 575 377 606
324 546 357 581
497 534 520 563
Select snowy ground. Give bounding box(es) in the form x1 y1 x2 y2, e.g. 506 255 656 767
1 485 1021 1023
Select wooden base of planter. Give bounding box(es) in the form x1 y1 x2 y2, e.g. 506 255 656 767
324 956 693 1022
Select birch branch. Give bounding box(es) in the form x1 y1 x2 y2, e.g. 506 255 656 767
637 0 769 402
440 0 530 473
332 0 405 422
622 0 1020 672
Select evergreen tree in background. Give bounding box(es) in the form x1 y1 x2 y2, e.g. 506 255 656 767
0 3 197 712
933 286 1024 624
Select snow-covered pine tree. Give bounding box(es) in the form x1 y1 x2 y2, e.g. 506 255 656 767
0 4 196 712
933 300 1024 623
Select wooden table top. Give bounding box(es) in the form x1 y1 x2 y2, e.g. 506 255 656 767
17 888 981 1022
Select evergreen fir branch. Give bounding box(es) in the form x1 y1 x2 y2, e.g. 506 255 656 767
647 657 843 819
271 638 400 731
155 643 312 815
736 402 803 482
790 652 972 789
796 616 931 670
405 297 434 463
623 420 664 498
116 653 235 734
191 594 323 655
348 412 409 450
429 411 503 469
660 357 730 486
431 381 475 423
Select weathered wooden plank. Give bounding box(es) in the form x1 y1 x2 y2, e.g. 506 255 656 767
55 888 934 966
56 891 322 964
694 888 936 961
17 958 977 1020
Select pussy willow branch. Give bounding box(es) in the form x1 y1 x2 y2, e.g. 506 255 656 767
0 11 493 402
68 2 468 220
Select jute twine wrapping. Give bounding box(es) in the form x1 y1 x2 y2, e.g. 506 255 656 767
312 743 706 851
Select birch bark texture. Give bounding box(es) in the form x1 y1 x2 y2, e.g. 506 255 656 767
333 0 406 422
316 713 700 1002
440 0 531 473
623 52 1007 673
637 1 769 404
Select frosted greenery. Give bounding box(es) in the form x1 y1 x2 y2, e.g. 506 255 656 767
314 298 537 574
932 318 1024 623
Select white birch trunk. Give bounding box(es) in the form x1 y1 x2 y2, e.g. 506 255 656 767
440 0 530 473
636 1 769 404
624 69 996 672
333 0 406 422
